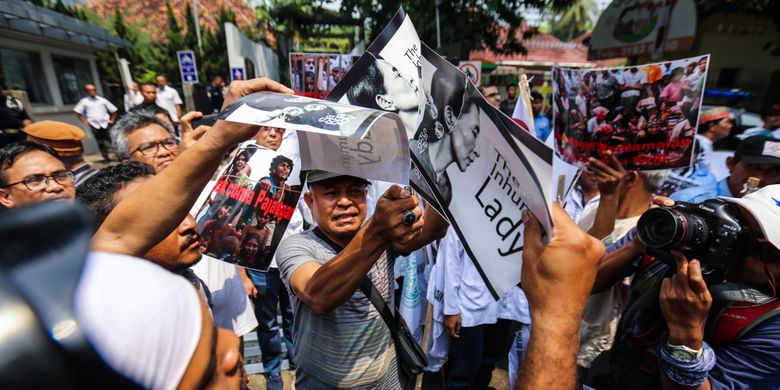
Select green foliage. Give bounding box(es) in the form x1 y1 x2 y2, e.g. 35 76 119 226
545 0 597 41
337 0 576 58
21 0 255 85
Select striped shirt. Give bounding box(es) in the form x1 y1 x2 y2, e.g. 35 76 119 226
277 229 402 389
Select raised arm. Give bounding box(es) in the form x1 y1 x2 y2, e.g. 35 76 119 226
92 78 293 256
586 151 627 239
517 203 606 390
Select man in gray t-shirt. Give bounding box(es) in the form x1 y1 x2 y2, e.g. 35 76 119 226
276 170 448 389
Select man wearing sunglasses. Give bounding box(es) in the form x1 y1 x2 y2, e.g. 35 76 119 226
110 112 179 173
0 141 75 209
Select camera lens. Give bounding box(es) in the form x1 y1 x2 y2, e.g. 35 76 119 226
638 208 681 248
638 208 709 250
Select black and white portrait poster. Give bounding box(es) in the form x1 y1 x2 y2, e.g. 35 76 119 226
329 7 553 297
193 140 303 271
553 55 710 170
218 91 410 183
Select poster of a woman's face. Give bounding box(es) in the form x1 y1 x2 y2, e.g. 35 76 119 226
374 57 421 112
449 97 481 172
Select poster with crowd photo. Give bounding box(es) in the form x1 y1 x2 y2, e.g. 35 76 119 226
218 91 410 184
328 7 553 298
553 55 710 170
194 141 303 271
289 53 357 99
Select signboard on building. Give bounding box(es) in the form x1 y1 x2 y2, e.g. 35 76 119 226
589 0 696 60
458 61 481 86
231 67 245 81
177 50 199 84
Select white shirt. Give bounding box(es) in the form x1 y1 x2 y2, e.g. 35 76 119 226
619 70 647 98
576 204 640 368
124 91 143 111
73 96 118 129
156 85 183 122
695 134 714 171
440 228 497 327
190 256 258 337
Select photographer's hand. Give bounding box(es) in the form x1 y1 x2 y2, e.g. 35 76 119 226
660 252 712 350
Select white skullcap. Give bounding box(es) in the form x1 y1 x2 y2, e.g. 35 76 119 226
720 184 780 251
74 252 203 390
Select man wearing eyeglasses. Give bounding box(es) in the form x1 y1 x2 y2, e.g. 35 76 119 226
0 141 75 208
74 83 118 162
110 112 179 173
478 85 501 109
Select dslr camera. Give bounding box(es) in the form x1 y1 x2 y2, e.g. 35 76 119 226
637 198 747 279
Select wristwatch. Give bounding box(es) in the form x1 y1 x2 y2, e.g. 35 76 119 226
666 342 703 361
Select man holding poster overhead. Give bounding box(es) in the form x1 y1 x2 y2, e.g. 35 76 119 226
276 171 448 389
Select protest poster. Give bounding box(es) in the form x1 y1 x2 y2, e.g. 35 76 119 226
196 92 410 270
329 7 553 297
289 53 357 99
552 55 710 170
194 139 302 271
218 91 410 184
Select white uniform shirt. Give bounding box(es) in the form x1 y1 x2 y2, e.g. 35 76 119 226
695 134 714 171
156 85 183 122
439 228 498 327
124 91 143 111
73 96 118 129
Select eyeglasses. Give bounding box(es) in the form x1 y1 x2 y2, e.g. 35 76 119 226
131 138 179 156
2 171 74 191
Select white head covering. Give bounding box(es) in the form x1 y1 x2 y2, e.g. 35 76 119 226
75 252 203 390
720 184 780 250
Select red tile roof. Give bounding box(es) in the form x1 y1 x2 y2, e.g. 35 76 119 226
84 0 256 43
470 26 625 67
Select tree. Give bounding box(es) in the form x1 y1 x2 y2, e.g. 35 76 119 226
337 0 576 58
546 0 597 41
201 7 238 82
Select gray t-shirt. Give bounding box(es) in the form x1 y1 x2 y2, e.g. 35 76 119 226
277 229 402 389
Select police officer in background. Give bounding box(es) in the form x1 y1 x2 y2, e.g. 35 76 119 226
206 75 226 113
0 82 33 147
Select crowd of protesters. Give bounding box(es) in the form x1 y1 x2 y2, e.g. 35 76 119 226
553 57 708 167
1 63 780 390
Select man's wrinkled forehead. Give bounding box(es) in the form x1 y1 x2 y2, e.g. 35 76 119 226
4 150 65 179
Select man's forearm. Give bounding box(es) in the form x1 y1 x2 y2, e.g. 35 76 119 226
518 310 582 390
588 194 618 239
661 373 711 390
592 239 642 293
92 122 233 256
301 220 389 315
